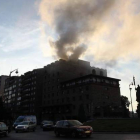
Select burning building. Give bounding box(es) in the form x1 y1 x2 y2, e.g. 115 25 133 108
1 59 122 121
41 59 121 121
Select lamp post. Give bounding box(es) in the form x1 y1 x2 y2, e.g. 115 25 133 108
9 69 18 77
129 83 134 118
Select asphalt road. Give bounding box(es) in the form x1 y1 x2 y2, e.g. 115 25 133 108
1 127 140 140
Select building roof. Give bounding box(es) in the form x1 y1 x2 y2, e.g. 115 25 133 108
62 74 121 84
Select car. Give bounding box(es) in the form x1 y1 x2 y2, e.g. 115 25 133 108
13 115 37 129
42 121 54 131
40 120 48 128
40 120 53 128
0 122 9 136
15 121 36 133
54 120 93 138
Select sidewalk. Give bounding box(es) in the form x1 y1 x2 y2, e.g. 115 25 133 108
93 131 140 134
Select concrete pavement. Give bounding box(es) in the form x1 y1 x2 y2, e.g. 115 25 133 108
0 126 140 140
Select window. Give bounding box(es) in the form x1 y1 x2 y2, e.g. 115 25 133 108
73 97 75 101
67 97 70 102
106 80 109 83
2 123 6 128
56 121 63 127
79 96 82 100
12 94 15 97
113 81 117 85
17 102 20 105
100 71 103 76
106 96 109 99
62 99 64 103
86 86 89 91
92 69 96 75
105 87 109 90
86 95 89 99
63 121 69 126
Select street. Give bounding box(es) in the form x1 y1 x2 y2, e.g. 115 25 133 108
1 127 140 140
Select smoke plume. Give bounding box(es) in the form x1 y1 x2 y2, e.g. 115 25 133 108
39 0 140 66
39 0 115 60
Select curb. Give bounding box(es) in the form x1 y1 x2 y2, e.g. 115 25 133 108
93 132 140 134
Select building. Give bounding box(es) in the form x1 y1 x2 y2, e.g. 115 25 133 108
61 74 121 120
3 76 22 119
0 75 9 99
2 68 44 121
41 59 121 121
1 59 122 121
21 68 44 122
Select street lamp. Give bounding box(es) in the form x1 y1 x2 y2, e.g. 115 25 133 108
129 82 134 118
9 69 18 77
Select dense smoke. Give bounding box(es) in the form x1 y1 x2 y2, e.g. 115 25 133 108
39 0 140 66
39 0 115 61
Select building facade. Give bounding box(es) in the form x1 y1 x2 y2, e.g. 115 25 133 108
0 75 9 99
41 59 121 121
1 59 122 121
21 68 44 122
3 76 22 119
61 74 121 120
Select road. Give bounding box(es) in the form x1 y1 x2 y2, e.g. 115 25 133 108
1 127 140 140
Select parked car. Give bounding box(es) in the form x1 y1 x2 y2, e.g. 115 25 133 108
40 120 48 128
42 121 54 131
0 122 9 136
54 120 93 138
15 121 36 133
13 115 37 129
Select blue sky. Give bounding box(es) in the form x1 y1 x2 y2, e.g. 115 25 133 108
0 0 54 75
0 0 140 112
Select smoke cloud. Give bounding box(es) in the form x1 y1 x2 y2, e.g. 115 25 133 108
39 0 140 65
85 0 140 66
39 0 115 60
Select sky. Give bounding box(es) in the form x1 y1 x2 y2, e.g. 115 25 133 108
0 0 140 112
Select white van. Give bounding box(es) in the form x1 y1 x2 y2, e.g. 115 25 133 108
13 116 37 128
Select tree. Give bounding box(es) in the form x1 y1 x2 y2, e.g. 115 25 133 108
136 85 140 118
121 95 130 118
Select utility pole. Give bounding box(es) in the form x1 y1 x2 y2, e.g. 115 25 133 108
129 83 134 118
